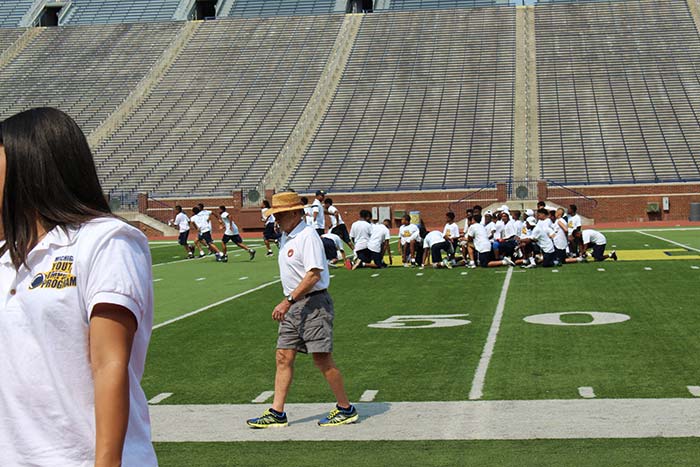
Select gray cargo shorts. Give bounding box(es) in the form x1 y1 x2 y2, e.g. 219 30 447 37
277 290 334 354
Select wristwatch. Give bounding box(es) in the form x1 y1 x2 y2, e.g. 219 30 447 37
286 294 296 304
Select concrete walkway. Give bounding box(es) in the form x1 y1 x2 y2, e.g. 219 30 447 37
151 398 700 442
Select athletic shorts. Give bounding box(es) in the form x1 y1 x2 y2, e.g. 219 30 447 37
478 250 493 268
264 223 280 241
356 248 372 263
555 248 567 265
331 224 351 245
499 239 517 257
592 243 606 261
541 251 556 267
223 234 243 244
277 291 334 354
369 249 385 267
431 241 450 263
322 237 337 261
198 231 214 245
178 230 190 246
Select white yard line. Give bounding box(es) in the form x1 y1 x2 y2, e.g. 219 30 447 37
150 398 700 442
148 393 173 404
153 280 281 330
153 257 193 267
688 386 700 397
469 267 513 400
252 391 275 404
601 227 700 233
578 387 596 399
636 230 700 253
359 390 379 402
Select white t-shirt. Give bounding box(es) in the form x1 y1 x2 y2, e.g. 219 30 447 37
484 222 496 240
467 223 492 253
515 220 526 238
262 208 275 225
349 220 373 251
321 232 343 251
174 212 189 232
220 212 238 236
502 220 518 240
201 209 213 231
423 230 446 249
494 220 505 241
368 223 391 253
552 218 568 250
582 229 606 246
279 221 330 296
568 214 582 232
192 211 211 233
531 223 555 253
0 217 156 467
311 199 325 230
327 205 344 228
303 206 313 227
399 224 420 245
443 222 459 240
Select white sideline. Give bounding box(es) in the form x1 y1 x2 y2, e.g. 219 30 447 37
150 398 700 442
469 267 513 400
252 391 275 404
636 231 700 253
148 393 173 404
153 280 281 329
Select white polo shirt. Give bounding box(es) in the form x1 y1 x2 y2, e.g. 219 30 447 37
0 217 156 467
279 221 330 296
174 212 189 232
349 219 373 251
423 230 446 249
583 229 606 246
327 205 344 228
368 223 391 253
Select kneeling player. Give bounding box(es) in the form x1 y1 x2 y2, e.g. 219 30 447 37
422 230 452 269
566 229 617 263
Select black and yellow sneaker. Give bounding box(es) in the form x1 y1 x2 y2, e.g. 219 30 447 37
318 405 359 427
246 408 288 429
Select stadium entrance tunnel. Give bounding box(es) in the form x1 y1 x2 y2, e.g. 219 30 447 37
193 0 218 20
39 4 63 27
347 0 373 13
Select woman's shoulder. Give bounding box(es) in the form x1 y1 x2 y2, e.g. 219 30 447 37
78 216 148 246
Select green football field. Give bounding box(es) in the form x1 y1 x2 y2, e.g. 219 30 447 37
145 227 700 466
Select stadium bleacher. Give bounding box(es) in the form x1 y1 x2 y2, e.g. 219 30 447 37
287 7 516 192
94 14 344 196
0 22 183 132
537 0 700 184
228 0 340 17
380 0 511 10
0 27 24 51
62 0 181 25
0 0 33 28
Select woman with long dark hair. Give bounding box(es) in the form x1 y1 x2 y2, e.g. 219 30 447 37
0 108 157 466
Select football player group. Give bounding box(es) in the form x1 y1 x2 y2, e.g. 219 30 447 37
345 202 617 270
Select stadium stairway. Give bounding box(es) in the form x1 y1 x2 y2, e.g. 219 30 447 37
263 13 363 192
116 211 178 236
0 25 41 70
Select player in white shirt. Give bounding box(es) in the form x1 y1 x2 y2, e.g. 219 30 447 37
516 216 557 268
301 196 313 227
311 190 326 235
0 107 156 466
325 197 354 250
262 200 281 256
494 211 518 260
567 228 617 262
567 204 583 256
466 215 515 268
552 208 569 264
398 214 421 267
321 232 348 267
246 192 358 429
171 204 195 258
422 230 453 269
354 219 392 269
443 212 460 260
483 212 496 241
191 206 223 261
349 210 374 267
218 206 255 262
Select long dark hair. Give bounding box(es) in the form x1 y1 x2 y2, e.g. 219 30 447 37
0 108 111 269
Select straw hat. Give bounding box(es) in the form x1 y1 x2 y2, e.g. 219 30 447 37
265 191 305 216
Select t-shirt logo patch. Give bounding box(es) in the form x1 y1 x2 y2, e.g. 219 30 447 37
29 256 77 290
287 249 294 258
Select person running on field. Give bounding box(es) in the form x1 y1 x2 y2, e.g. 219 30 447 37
246 192 358 429
218 206 255 262
262 200 281 256
170 205 194 258
190 206 223 261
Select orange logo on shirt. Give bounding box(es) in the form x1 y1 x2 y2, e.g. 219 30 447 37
287 249 294 258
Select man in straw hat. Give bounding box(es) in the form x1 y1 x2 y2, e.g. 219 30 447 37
247 192 359 429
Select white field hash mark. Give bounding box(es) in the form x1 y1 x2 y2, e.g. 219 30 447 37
148 393 173 404
469 267 513 400
252 391 275 403
360 390 379 402
195 277 206 282
688 386 700 397
578 387 596 399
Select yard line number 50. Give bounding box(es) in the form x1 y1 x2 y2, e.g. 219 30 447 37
368 312 631 329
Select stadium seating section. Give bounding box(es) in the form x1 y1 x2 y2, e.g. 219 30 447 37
94 15 344 195
537 0 700 184
0 0 699 196
288 7 516 191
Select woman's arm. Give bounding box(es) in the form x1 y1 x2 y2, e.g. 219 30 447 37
89 304 137 467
